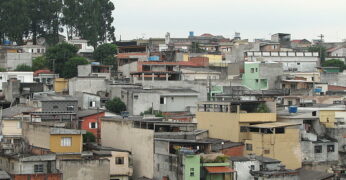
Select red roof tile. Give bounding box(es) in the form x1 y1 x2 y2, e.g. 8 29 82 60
328 85 346 91
205 166 235 174
34 69 53 76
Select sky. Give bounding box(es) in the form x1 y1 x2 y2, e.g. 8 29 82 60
111 0 346 42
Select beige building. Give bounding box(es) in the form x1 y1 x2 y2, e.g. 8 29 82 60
101 117 154 179
196 101 276 142
1 118 22 137
243 123 302 169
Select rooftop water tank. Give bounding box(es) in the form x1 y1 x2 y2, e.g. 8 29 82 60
288 106 298 113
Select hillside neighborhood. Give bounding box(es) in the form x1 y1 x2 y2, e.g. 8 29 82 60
0 30 346 180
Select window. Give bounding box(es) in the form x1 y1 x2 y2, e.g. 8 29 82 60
250 68 255 73
89 122 97 129
37 49 41 53
17 121 22 129
251 165 255 170
61 137 72 147
34 164 44 173
275 128 285 134
255 79 259 83
134 95 139 100
89 101 96 107
255 68 258 72
115 157 124 164
314 145 322 153
264 149 270 154
67 106 74 111
160 97 166 104
327 145 335 152
11 163 14 170
311 77 314 81
53 105 59 109
246 143 253 151
297 62 300 65
190 168 195 176
240 126 248 132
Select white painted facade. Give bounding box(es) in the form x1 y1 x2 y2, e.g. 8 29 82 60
233 160 260 180
67 39 94 53
0 72 34 90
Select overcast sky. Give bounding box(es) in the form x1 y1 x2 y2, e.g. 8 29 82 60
111 0 346 42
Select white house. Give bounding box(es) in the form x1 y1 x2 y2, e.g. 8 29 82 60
67 38 94 54
0 72 34 90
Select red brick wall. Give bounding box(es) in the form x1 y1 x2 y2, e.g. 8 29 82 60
12 174 62 180
221 145 244 157
81 112 105 140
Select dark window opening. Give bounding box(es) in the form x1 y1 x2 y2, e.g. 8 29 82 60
34 164 44 173
115 157 124 164
246 144 253 151
327 145 335 152
314 145 322 153
275 128 285 134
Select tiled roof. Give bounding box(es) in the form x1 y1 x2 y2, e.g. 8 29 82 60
328 85 346 91
205 166 235 173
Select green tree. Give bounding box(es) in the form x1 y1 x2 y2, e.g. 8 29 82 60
15 64 32 71
0 68 7 72
62 56 89 78
62 0 116 48
105 97 126 114
83 131 96 143
190 42 206 53
308 44 327 63
45 42 79 75
322 59 345 72
0 0 30 45
93 43 117 65
32 56 49 71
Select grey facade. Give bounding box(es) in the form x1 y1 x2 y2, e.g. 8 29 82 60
75 92 101 110
0 51 32 70
259 62 284 90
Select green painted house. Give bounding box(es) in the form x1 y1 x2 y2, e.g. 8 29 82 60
183 155 201 180
242 62 283 90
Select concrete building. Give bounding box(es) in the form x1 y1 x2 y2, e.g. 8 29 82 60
229 156 260 180
78 110 105 143
33 70 59 89
196 101 276 143
67 38 94 54
0 49 32 70
53 78 68 93
0 71 34 91
78 64 112 79
68 77 108 96
75 92 101 110
21 44 46 58
243 123 302 169
242 62 283 90
101 117 154 179
121 88 199 116
180 67 221 81
32 93 78 115
245 51 319 72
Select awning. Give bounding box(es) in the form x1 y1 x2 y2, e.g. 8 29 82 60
204 166 235 174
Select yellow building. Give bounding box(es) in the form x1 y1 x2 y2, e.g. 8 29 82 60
1 118 22 136
54 78 68 93
319 110 346 128
243 123 302 169
50 128 85 153
196 101 276 142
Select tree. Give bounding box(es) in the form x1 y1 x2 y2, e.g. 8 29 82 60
322 59 345 72
62 0 116 48
308 44 327 63
105 97 126 114
83 131 96 143
0 68 7 72
0 0 30 45
190 42 206 53
45 42 79 75
62 56 89 78
32 56 49 71
93 43 117 65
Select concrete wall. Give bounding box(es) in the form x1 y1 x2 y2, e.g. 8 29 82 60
0 72 34 90
233 160 260 180
58 159 110 180
109 84 141 99
159 95 198 113
326 128 346 152
118 61 138 79
244 127 302 170
0 52 32 70
301 141 338 163
108 151 132 177
321 72 346 87
54 78 68 93
68 77 107 96
259 62 283 89
0 156 58 175
101 119 154 179
41 101 78 113
2 119 22 136
23 123 51 149
75 92 101 109
78 64 92 77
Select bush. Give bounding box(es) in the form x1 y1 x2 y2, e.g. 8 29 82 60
105 97 126 114
15 64 32 71
256 103 270 113
83 131 96 143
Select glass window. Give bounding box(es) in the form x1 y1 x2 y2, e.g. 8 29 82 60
116 157 124 164
327 145 335 152
34 164 44 173
250 68 254 73
160 97 166 104
61 137 72 147
89 122 97 129
246 144 253 151
190 168 195 176
314 145 322 153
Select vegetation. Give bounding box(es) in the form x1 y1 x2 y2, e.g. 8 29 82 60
322 59 345 72
105 97 126 114
83 131 96 143
62 56 89 78
201 155 229 163
140 107 164 117
93 43 118 65
15 64 32 71
256 103 271 113
32 56 49 71
308 45 327 63
0 0 115 47
190 42 206 53
0 68 7 72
